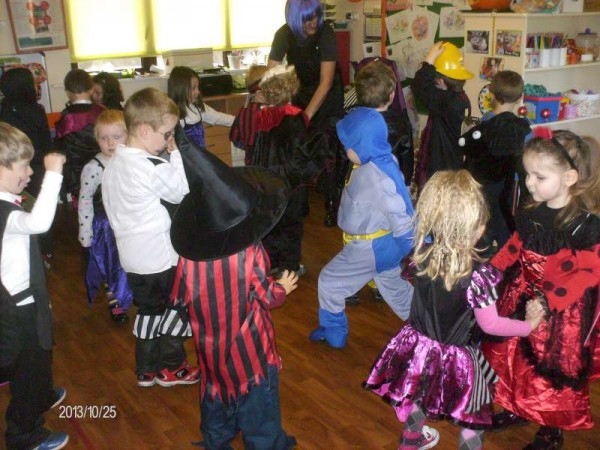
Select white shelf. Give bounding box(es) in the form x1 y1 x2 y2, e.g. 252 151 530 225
462 11 600 17
525 61 600 73
530 113 600 127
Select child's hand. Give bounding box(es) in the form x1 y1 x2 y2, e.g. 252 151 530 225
525 298 545 330
44 152 66 173
166 135 178 154
426 41 446 65
276 270 299 295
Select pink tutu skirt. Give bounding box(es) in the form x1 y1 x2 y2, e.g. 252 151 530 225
364 324 495 429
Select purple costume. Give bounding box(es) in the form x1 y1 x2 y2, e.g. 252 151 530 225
80 157 133 311
364 263 502 429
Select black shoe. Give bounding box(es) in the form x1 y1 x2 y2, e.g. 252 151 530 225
323 211 337 227
492 410 529 430
345 293 359 306
323 200 337 227
522 427 563 449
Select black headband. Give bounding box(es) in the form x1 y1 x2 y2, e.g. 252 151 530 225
551 137 578 171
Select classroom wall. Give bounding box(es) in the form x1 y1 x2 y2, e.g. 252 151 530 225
0 1 70 113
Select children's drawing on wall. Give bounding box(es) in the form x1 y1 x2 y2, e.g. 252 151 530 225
415 0 433 6
439 7 464 39
386 10 412 44
466 30 490 54
480 57 504 80
496 30 522 56
387 0 413 11
409 6 438 47
390 39 428 79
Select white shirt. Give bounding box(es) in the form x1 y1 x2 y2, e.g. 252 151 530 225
78 153 109 247
102 145 189 274
180 104 234 128
0 171 62 305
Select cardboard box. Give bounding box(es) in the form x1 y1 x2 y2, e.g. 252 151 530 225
162 48 213 74
562 0 584 11
584 0 600 10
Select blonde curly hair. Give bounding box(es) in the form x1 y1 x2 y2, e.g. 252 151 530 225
259 66 299 107
412 170 489 291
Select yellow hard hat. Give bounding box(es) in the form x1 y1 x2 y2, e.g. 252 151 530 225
434 42 474 80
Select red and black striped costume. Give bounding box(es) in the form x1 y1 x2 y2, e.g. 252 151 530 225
171 241 286 404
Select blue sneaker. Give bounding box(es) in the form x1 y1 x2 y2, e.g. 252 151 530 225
51 387 66 409
34 432 69 450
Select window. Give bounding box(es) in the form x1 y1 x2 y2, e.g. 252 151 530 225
66 0 286 61
65 0 149 61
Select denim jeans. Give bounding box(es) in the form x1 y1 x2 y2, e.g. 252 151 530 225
199 365 296 450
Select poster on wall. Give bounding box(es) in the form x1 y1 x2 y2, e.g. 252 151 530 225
5 0 68 54
479 56 504 80
495 30 522 57
386 0 413 11
466 30 490 54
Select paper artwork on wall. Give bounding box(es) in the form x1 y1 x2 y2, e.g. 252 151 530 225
408 6 438 49
479 56 505 80
439 7 465 39
386 10 412 44
495 30 522 57
466 30 490 54
390 39 428 79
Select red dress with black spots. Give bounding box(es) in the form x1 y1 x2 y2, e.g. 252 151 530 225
482 204 600 430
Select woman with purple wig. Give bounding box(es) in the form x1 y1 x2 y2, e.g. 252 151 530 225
268 0 345 227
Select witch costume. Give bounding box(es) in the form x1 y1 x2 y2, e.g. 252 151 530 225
168 129 296 450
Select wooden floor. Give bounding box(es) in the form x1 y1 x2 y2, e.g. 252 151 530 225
1 190 598 450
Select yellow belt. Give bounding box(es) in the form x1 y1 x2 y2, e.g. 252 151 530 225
343 229 392 243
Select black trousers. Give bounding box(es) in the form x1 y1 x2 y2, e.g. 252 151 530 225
263 187 307 272
4 304 54 450
127 268 186 374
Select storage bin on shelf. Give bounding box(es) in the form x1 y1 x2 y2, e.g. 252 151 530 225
523 95 562 124
565 90 600 117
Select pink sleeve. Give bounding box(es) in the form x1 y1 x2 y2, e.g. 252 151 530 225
474 303 532 337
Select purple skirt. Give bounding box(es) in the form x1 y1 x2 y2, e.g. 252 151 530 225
365 324 495 429
85 212 133 310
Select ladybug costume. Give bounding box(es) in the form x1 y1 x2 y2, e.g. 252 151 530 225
482 204 600 430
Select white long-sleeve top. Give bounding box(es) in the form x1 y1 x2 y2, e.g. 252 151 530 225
180 104 234 128
0 171 62 305
78 153 110 247
101 145 189 274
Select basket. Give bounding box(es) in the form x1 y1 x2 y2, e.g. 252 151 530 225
565 90 600 117
523 95 562 124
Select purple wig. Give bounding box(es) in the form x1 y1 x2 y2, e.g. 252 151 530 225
285 0 323 39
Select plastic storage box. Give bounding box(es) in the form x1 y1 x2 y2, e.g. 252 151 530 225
523 95 562 124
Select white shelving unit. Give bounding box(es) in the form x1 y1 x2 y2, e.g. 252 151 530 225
462 11 600 137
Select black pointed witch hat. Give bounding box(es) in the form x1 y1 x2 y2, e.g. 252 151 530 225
171 126 288 261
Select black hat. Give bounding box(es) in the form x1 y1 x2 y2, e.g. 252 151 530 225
171 126 288 261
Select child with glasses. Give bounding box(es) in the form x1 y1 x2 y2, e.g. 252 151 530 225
102 88 199 388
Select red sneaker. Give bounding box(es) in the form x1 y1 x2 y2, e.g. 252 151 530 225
155 362 200 387
137 372 156 387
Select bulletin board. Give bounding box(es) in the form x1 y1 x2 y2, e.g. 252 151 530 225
380 0 468 114
383 0 466 80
